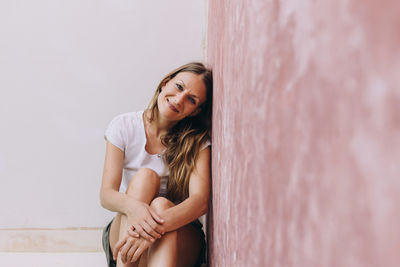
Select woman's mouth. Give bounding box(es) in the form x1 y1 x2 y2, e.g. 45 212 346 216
167 99 179 113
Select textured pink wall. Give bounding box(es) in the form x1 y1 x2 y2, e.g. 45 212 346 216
207 0 400 266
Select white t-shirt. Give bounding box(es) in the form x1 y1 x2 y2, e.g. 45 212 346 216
104 110 211 197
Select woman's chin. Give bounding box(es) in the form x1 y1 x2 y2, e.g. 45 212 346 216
159 107 181 121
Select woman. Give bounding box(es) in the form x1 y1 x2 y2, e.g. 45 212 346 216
100 62 212 267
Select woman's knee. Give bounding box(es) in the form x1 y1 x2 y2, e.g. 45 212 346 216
126 168 160 194
150 197 175 213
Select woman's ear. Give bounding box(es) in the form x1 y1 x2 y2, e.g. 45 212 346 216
161 78 171 90
160 80 167 91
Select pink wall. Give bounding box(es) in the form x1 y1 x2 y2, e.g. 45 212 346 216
207 0 400 266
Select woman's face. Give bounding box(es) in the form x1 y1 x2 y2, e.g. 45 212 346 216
157 71 207 122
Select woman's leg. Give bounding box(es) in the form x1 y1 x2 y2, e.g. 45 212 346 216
109 168 161 267
176 223 204 267
146 197 177 267
146 197 203 267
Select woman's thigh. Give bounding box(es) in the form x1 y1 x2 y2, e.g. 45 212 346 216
176 223 204 267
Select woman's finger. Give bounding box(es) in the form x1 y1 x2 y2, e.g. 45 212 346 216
147 218 165 236
127 225 140 238
135 223 154 242
126 240 139 263
142 220 161 239
120 237 134 264
131 242 147 263
112 237 127 260
148 207 164 224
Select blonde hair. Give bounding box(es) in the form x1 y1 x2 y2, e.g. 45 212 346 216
145 62 212 202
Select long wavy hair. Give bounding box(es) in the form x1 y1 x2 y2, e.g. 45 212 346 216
145 62 212 202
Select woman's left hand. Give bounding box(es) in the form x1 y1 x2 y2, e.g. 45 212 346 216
113 230 154 263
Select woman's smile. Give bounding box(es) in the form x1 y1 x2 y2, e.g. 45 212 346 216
167 99 179 113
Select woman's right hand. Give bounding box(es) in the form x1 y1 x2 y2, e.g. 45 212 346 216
126 199 165 242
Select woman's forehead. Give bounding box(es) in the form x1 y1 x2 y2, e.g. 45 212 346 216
173 71 202 83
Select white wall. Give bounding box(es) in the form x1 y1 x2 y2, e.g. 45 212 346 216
0 0 206 228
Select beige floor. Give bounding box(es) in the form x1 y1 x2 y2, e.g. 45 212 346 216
0 252 107 267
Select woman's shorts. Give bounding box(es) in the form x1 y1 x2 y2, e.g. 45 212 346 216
102 219 206 267
102 219 116 267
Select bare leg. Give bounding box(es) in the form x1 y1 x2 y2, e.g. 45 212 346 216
109 168 161 267
147 197 177 267
176 224 203 267
147 197 203 267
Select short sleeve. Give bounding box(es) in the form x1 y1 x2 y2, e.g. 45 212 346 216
201 139 211 150
104 115 126 151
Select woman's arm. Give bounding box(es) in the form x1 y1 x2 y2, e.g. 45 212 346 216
159 146 211 232
100 141 134 214
113 146 211 263
100 141 163 240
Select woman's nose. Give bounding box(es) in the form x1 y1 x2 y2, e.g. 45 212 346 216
175 92 186 106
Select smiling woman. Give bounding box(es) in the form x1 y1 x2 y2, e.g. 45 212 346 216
100 62 212 267
158 72 207 120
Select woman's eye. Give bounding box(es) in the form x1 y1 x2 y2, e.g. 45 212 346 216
176 84 183 90
189 97 196 104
